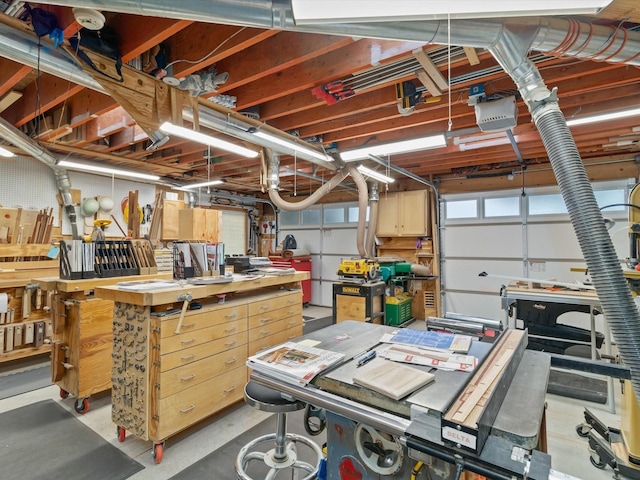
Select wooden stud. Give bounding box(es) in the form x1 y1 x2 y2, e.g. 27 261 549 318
463 47 480 66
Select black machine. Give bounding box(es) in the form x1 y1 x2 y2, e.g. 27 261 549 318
510 300 604 354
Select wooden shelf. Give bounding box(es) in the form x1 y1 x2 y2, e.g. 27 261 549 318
0 344 51 362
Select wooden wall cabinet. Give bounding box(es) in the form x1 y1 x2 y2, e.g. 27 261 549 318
178 208 222 242
377 190 430 237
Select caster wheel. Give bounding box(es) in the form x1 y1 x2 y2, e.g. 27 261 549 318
74 398 90 414
153 443 164 464
117 426 126 443
576 423 590 438
590 453 606 469
59 389 69 399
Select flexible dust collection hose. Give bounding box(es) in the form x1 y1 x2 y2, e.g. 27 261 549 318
534 104 640 402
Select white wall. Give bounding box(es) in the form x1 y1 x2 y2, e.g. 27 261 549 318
0 155 156 238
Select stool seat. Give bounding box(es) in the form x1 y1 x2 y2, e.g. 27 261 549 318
236 381 322 480
244 381 306 413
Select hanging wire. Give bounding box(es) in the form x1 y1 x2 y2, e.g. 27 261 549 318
447 14 453 132
164 27 247 71
293 150 297 197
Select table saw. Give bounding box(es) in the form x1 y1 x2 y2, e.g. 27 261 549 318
251 321 554 479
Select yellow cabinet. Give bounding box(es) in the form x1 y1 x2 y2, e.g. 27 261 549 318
377 190 430 236
178 207 222 241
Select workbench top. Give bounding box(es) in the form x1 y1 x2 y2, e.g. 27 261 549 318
94 271 309 306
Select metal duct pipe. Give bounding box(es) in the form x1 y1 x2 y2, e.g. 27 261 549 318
183 106 334 170
0 21 104 93
365 181 379 259
347 164 369 259
0 117 80 239
35 2 640 67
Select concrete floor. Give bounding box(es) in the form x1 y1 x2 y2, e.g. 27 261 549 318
0 305 628 479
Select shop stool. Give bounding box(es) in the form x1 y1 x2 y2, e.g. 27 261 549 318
235 381 322 480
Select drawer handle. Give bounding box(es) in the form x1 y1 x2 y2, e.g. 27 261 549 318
181 374 196 382
181 338 196 345
287 310 296 315
287 320 297 326
224 326 237 333
225 340 237 347
259 329 270 337
259 318 272 325
287 299 295 304
225 357 237 365
180 405 195 414
182 322 196 329
288 335 296 339
224 385 237 394
181 354 196 361
259 305 270 310
225 312 238 319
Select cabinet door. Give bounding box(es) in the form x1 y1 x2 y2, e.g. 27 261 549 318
376 194 399 236
399 190 429 236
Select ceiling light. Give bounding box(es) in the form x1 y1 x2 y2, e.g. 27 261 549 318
0 146 15 157
251 129 333 162
291 0 613 23
566 107 640 127
58 160 160 181
177 179 225 190
159 122 259 158
357 165 395 184
340 134 447 162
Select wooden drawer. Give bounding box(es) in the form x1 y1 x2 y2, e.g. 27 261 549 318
248 320 303 356
157 366 246 439
159 345 246 398
248 303 302 330
247 290 302 317
161 318 246 354
160 303 247 338
160 331 247 372
248 315 300 344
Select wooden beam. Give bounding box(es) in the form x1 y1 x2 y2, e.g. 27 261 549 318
0 91 23 113
463 47 480 66
413 49 449 91
415 69 442 97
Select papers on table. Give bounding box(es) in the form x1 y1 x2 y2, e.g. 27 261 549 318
379 329 477 372
247 341 345 386
380 329 473 352
383 344 477 372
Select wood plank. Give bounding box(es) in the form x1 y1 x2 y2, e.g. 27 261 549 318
416 69 442 97
413 49 449 91
463 47 480 66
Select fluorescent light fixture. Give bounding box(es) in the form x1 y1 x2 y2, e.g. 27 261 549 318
0 146 15 157
58 160 160 181
291 0 613 23
251 129 333 162
340 134 446 162
566 107 640 127
357 164 395 183
160 122 259 158
178 179 225 190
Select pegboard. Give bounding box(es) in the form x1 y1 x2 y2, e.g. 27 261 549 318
0 156 156 237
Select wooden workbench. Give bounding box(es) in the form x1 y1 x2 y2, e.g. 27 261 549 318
94 271 308 464
34 273 173 413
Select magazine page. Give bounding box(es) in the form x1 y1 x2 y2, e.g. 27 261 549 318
352 358 435 400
